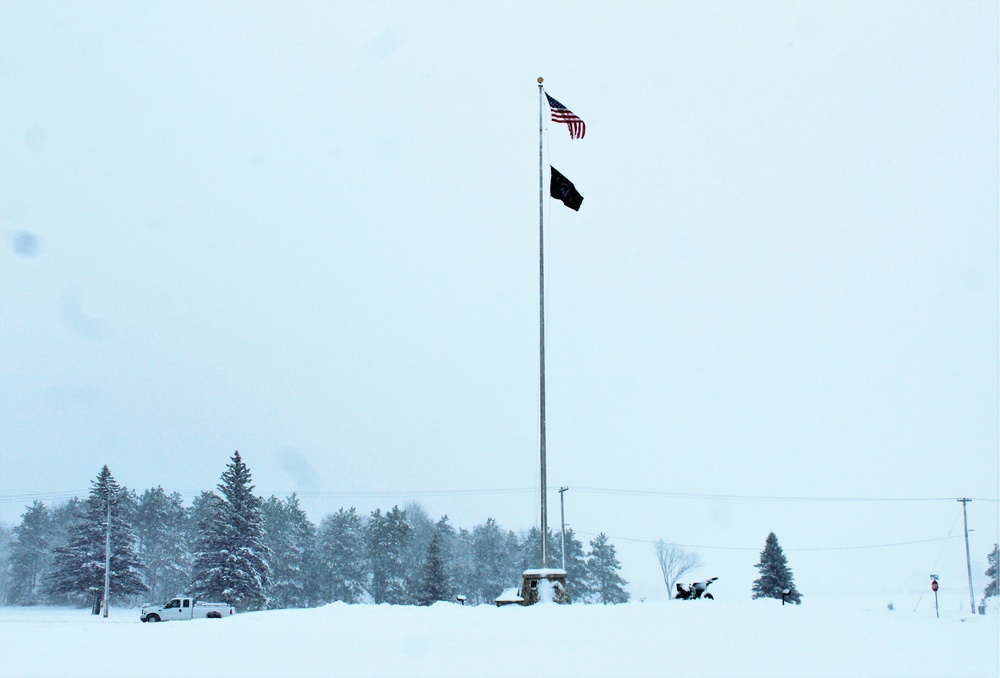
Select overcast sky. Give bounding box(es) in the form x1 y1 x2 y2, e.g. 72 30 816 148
1 0 997 602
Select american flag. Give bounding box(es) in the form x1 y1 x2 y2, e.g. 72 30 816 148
545 93 586 140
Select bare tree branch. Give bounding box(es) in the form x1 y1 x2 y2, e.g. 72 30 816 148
655 540 701 599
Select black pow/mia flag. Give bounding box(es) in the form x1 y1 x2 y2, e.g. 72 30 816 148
550 166 584 211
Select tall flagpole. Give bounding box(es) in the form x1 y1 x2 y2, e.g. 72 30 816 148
537 76 548 568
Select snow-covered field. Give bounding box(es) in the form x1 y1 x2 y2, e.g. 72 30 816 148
1 600 996 678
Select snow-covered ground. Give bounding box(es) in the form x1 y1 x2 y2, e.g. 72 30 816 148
1 600 996 677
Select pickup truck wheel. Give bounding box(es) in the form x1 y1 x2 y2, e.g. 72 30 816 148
146 614 160 623
206 611 222 619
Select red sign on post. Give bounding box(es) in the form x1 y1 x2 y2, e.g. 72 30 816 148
931 580 939 592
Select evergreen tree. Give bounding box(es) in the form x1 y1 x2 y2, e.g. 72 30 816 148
186 491 217 556
429 516 458 601
365 505 411 604
261 494 317 609
49 498 85 541
504 529 521 580
190 451 270 611
119 488 141 529
471 518 517 605
401 502 436 604
316 507 367 603
189 492 229 605
448 527 476 603
134 487 190 603
46 466 147 610
299 529 325 608
0 522 13 605
431 515 457 575
260 496 293 608
550 528 590 601
417 529 449 605
43 498 84 605
751 532 802 604
518 526 558 572
584 533 630 604
983 543 998 605
7 501 54 605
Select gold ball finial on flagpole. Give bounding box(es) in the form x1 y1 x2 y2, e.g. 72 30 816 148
537 77 543 83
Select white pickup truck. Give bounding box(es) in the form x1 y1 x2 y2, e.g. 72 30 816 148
140 597 235 622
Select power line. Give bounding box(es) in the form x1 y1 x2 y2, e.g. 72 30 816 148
571 487 1000 503
574 529 967 553
787 536 965 552
0 490 89 503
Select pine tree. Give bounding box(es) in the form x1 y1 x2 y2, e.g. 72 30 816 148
983 544 998 605
261 494 317 609
186 491 217 555
0 522 13 605
553 528 590 602
471 518 518 605
190 451 270 611
42 498 84 605
365 506 411 604
448 527 476 603
431 515 457 575
316 507 367 603
585 533 630 604
518 526 558 572
504 529 521 581
287 495 323 608
401 502 436 604
134 487 190 603
417 529 449 605
8 501 54 605
46 466 147 610
751 532 802 604
189 494 225 603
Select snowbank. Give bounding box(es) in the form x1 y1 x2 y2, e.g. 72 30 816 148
0 600 996 677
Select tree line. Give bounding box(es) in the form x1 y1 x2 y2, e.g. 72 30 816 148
0 451 628 610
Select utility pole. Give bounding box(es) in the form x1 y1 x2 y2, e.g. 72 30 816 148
103 494 111 618
958 498 975 614
559 487 569 571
